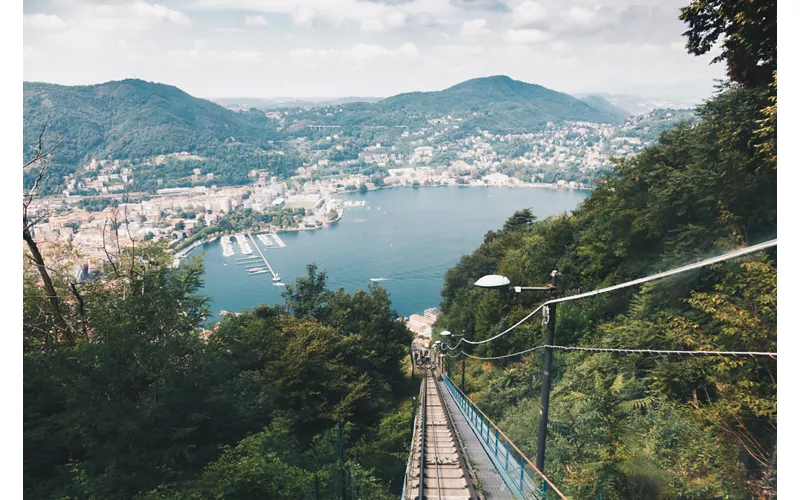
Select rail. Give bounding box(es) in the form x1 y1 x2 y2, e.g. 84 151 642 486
404 369 476 499
442 373 568 500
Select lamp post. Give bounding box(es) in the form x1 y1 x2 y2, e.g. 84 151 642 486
440 331 452 377
459 332 466 391
475 270 559 474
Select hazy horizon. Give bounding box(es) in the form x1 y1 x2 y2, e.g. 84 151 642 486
24 73 717 104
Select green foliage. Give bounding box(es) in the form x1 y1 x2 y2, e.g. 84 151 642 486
24 246 414 499
680 0 776 87
435 76 776 496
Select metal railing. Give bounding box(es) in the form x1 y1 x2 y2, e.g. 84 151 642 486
441 374 568 500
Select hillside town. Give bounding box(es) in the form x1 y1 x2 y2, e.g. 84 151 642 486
27 107 692 273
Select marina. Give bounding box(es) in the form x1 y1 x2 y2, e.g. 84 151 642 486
270 232 287 248
235 234 253 255
221 236 235 257
257 234 273 247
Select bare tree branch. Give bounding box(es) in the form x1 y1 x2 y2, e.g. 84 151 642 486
22 124 73 342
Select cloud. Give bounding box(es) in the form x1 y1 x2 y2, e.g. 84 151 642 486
361 9 409 32
292 6 318 29
503 28 549 44
131 2 191 26
511 1 547 27
399 42 420 56
244 15 268 27
450 0 509 12
290 43 421 67
460 18 491 37
229 50 265 63
23 13 67 31
357 0 415 4
562 6 599 28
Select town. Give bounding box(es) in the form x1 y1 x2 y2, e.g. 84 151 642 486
26 108 693 271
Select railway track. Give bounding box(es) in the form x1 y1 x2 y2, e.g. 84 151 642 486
406 368 478 499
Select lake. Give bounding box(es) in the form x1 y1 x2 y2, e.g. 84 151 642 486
188 186 589 322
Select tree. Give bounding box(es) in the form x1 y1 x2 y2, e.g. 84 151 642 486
22 124 72 340
359 183 368 194
679 0 776 87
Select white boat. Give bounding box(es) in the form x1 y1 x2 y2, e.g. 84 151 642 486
370 277 389 282
273 282 287 287
249 269 268 275
272 275 282 282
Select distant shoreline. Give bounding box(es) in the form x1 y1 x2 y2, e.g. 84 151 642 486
359 182 592 194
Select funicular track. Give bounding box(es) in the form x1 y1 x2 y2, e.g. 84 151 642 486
406 368 478 499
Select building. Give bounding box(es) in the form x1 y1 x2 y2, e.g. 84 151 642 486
424 308 440 323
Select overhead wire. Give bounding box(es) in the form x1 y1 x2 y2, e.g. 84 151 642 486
444 239 777 351
443 344 777 361
545 344 777 358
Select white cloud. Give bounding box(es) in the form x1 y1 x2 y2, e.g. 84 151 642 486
399 42 420 56
512 1 546 27
503 28 549 44
244 15 268 27
361 9 409 32
562 6 598 28
132 2 191 26
460 18 491 37
349 43 392 61
230 50 265 63
292 6 319 29
23 13 67 31
289 42 421 69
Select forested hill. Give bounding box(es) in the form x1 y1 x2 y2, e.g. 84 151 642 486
310 75 627 131
383 76 625 125
578 94 631 121
23 79 274 166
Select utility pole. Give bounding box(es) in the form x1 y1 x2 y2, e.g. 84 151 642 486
536 270 558 474
461 349 466 391
338 421 345 500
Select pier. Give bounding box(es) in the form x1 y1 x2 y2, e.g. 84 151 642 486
270 232 287 248
247 232 280 281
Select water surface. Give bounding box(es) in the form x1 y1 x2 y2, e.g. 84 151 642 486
190 187 589 322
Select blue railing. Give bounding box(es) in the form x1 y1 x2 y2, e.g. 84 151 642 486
441 373 566 500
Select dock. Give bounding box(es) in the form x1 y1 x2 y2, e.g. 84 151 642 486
270 232 287 248
247 232 280 281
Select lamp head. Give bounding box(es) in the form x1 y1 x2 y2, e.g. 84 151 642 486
474 274 511 290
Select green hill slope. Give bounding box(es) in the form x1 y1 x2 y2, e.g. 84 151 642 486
23 79 272 166
578 94 630 121
379 75 626 128
295 75 626 131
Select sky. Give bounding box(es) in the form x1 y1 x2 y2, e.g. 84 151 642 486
22 0 725 100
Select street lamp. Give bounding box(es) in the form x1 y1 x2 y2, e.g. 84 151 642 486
439 331 452 376
475 270 559 474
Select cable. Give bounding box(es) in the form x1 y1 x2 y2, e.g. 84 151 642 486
447 345 547 360
546 344 777 359
445 344 777 360
548 238 777 306
446 304 546 349
445 239 777 350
